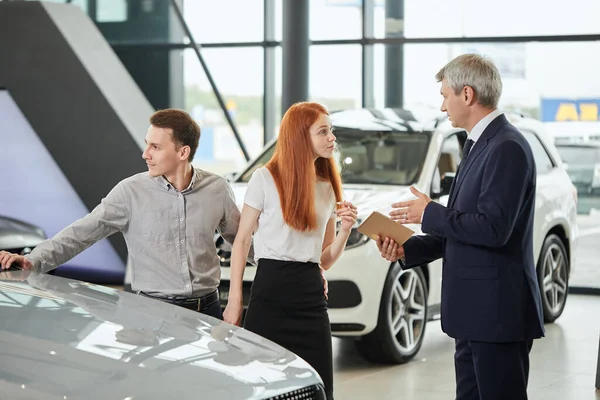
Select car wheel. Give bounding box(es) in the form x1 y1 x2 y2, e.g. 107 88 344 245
355 263 428 364
536 234 569 323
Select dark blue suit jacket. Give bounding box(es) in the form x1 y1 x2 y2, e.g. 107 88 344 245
404 114 545 342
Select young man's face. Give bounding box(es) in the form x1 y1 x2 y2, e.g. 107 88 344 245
142 125 184 177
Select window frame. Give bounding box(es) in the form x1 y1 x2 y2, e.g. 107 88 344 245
521 129 557 175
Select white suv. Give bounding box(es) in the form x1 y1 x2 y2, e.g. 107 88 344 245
218 108 578 364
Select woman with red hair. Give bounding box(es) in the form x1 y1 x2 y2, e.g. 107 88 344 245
224 102 357 399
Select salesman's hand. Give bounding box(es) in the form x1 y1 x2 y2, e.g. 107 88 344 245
376 236 405 262
389 186 431 224
223 300 243 326
0 251 33 271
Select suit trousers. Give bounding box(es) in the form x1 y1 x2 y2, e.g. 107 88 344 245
455 338 534 400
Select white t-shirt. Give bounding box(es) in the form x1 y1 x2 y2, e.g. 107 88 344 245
244 167 336 264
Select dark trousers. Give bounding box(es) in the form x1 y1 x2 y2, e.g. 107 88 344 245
455 338 533 400
175 297 223 320
139 291 223 320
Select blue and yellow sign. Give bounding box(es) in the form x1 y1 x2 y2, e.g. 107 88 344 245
541 99 600 122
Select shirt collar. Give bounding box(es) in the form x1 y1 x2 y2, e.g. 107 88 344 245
467 109 503 144
185 167 199 191
156 166 198 192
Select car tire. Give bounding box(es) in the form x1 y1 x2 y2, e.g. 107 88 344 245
536 234 569 323
355 263 428 364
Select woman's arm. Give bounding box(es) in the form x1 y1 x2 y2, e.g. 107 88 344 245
223 204 260 326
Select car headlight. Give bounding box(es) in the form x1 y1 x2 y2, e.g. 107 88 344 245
345 227 370 249
337 220 370 250
214 234 232 266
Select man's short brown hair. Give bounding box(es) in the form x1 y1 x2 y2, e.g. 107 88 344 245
150 109 200 161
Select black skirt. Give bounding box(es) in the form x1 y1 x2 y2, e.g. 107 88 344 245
244 258 334 399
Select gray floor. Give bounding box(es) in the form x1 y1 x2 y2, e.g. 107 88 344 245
331 294 600 400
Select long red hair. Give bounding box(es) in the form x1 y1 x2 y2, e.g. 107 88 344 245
266 102 343 232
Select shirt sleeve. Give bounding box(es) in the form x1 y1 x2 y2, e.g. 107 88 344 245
330 193 337 220
244 168 266 211
218 179 241 246
218 177 255 265
27 181 130 273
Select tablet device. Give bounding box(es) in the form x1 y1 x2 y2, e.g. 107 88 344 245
357 211 414 244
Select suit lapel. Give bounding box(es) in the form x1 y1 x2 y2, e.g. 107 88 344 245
448 114 508 208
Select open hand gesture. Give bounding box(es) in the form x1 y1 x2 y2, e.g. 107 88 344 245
389 186 431 224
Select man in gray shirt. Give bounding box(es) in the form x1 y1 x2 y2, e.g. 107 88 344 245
0 109 240 319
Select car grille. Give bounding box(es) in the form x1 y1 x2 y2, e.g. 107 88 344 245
266 384 326 400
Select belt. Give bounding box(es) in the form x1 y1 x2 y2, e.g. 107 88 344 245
139 290 219 312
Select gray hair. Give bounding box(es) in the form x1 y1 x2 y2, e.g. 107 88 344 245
435 54 502 109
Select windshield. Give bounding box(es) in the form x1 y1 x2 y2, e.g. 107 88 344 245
557 146 600 166
237 129 431 185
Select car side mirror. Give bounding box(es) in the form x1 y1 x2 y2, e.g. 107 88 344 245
432 172 455 199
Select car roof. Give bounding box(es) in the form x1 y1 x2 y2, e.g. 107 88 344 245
504 113 566 166
330 108 441 133
555 142 600 148
337 108 549 137
0 271 320 399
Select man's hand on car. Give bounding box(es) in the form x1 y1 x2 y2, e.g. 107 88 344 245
0 251 33 270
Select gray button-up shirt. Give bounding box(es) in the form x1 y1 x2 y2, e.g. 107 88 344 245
27 168 240 298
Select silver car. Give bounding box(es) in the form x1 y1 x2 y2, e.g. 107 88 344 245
0 270 325 399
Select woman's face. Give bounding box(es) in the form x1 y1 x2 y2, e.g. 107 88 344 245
309 113 336 159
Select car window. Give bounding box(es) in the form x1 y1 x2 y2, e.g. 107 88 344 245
237 129 431 185
431 132 464 193
522 130 555 174
338 129 430 185
556 146 600 166
238 143 276 182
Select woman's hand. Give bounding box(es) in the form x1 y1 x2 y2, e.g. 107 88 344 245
336 201 358 232
320 267 329 300
223 299 243 326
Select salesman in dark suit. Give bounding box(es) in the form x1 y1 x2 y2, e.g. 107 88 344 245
377 54 545 400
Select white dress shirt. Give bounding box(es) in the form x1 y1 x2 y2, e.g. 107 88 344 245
466 109 504 150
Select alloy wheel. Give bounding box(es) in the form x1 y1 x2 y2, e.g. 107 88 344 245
387 269 426 353
541 243 568 315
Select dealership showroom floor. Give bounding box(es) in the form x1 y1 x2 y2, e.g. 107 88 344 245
331 294 600 400
330 212 600 399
